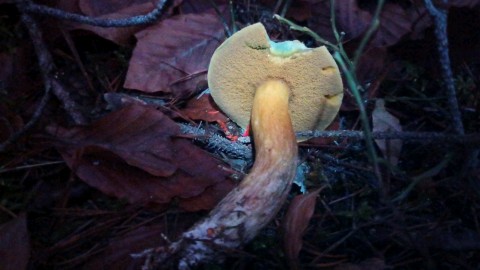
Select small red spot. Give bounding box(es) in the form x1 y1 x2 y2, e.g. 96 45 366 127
242 125 250 137
206 227 216 238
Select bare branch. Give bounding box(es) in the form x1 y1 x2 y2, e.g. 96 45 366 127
0 7 52 152
424 0 464 134
22 0 169 27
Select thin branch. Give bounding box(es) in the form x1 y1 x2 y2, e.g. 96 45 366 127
296 130 480 145
424 0 464 135
23 0 169 27
0 6 53 152
179 124 252 160
352 0 385 66
179 123 480 160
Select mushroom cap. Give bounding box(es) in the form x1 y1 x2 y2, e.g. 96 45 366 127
208 23 343 140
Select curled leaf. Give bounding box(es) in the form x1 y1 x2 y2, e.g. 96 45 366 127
283 188 323 268
372 99 402 166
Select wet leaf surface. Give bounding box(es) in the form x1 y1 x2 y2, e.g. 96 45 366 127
124 10 226 98
372 99 403 166
49 104 234 209
283 188 322 265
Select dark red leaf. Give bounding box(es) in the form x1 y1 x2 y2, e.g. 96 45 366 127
178 0 227 13
334 1 427 48
335 0 372 41
307 1 337 44
0 214 30 270
78 0 152 16
283 188 322 265
355 47 387 86
49 104 234 210
371 3 413 47
73 1 155 45
69 0 184 44
179 94 228 124
83 217 194 270
124 9 227 98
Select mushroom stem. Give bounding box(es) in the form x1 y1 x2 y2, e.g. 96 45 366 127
172 79 298 268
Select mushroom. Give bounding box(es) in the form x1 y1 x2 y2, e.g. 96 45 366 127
209 23 343 141
148 23 343 269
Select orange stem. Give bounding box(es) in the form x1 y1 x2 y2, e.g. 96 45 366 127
151 79 298 269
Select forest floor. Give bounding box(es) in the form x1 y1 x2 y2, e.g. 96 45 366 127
1 1 480 269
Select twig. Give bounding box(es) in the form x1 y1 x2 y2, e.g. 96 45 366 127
0 4 53 152
179 123 480 160
352 0 385 66
23 0 169 27
179 124 252 160
296 130 480 145
208 0 233 37
50 78 88 125
329 0 383 188
424 0 464 135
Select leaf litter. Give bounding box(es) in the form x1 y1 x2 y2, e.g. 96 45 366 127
1 0 480 269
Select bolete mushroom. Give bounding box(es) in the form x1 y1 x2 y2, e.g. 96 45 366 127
208 23 343 141
146 23 343 269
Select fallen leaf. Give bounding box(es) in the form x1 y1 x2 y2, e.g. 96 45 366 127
307 0 337 44
74 1 156 45
334 1 424 48
355 47 388 86
179 94 228 124
83 216 195 270
178 0 227 13
283 188 323 268
372 99 402 166
371 3 412 47
78 0 152 16
335 0 372 42
0 214 30 270
124 9 227 98
179 179 236 212
49 104 234 210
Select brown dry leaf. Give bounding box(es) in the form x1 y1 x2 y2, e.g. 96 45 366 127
355 47 388 93
335 1 421 48
49 104 234 210
307 0 337 44
283 188 322 267
0 213 30 270
124 9 226 98
83 217 194 270
74 1 156 45
178 0 227 13
371 3 413 47
78 0 152 16
179 179 236 212
335 0 372 41
179 94 228 124
372 99 402 166
69 0 183 44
